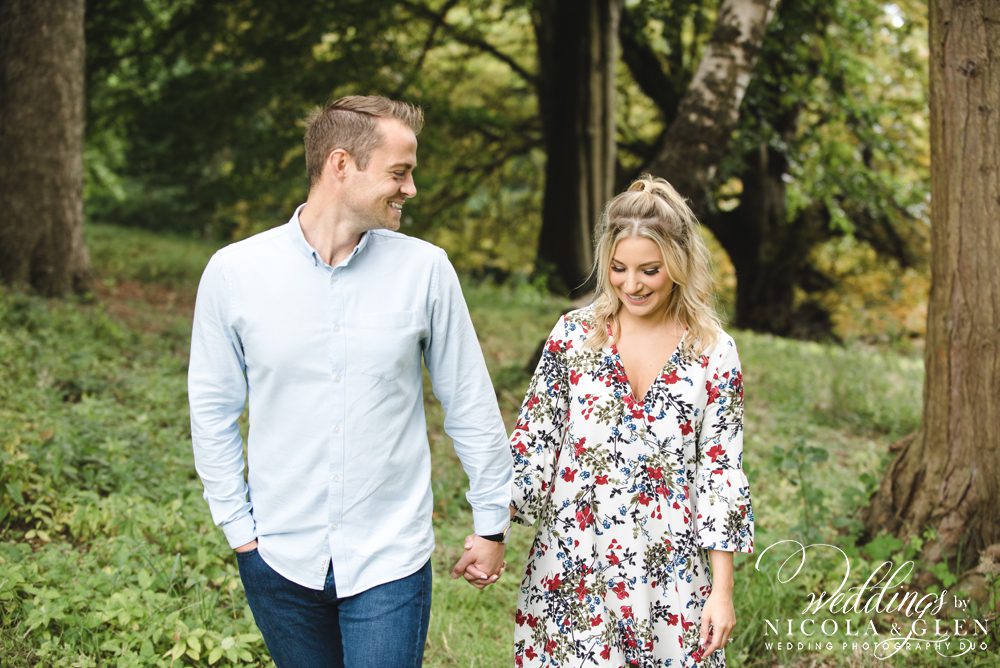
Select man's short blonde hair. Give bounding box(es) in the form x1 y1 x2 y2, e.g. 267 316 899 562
303 95 423 186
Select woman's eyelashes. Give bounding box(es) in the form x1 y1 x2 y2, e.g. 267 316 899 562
610 265 660 276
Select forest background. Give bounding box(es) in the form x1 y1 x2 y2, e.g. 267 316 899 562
1 0 997 666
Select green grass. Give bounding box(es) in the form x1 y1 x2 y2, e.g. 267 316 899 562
1 223 994 666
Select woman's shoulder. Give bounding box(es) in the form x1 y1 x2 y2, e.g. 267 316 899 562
555 304 598 340
700 327 740 363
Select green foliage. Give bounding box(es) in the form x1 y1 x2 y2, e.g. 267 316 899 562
0 224 957 666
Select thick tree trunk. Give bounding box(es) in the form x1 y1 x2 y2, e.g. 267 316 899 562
724 143 833 339
534 0 621 296
648 0 779 217
865 0 1000 570
0 0 90 295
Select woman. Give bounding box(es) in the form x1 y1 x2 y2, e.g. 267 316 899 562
509 175 753 667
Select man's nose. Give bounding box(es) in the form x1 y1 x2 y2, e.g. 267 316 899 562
401 174 417 198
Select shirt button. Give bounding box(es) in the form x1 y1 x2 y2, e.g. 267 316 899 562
333 424 342 434
331 523 338 531
333 372 342 382
332 474 342 483
333 323 342 333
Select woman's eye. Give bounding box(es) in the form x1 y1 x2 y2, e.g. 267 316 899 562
611 266 625 272
643 269 660 276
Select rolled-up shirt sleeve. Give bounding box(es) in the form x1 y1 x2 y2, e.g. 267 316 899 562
188 251 256 548
423 250 513 536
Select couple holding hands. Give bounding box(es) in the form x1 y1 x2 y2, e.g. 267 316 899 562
189 95 754 668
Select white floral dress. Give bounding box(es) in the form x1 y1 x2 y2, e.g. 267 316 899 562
510 307 754 667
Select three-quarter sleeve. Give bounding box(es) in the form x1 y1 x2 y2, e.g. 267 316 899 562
693 336 754 553
510 316 572 527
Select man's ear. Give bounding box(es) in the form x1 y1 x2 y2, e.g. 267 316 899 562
324 148 351 181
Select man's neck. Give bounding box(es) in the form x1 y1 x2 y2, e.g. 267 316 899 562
298 193 365 267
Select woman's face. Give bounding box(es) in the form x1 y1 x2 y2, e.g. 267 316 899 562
609 236 673 320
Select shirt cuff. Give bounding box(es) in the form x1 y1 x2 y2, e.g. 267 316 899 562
472 507 511 537
221 513 257 549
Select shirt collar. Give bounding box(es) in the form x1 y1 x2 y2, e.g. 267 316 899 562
287 203 373 269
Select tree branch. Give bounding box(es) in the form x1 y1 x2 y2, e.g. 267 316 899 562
396 0 537 87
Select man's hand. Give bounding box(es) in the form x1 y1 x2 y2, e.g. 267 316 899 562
450 534 505 590
234 539 258 553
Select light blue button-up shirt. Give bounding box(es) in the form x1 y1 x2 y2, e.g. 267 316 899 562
188 206 513 595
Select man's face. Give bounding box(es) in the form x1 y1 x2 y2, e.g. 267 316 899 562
343 118 418 232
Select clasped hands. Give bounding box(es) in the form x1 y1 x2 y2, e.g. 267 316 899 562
450 534 506 590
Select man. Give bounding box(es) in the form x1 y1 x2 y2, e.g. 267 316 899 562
188 95 511 667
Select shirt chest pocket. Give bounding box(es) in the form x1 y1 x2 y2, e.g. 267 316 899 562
352 311 420 382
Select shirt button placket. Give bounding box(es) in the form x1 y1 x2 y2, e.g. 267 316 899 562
327 268 346 564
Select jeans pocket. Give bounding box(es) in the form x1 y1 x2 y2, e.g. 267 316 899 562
235 548 259 564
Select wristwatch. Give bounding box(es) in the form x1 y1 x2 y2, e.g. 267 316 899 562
479 525 510 543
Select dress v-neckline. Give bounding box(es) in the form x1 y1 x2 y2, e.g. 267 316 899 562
611 329 688 405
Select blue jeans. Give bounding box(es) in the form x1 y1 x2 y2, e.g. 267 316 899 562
236 549 432 668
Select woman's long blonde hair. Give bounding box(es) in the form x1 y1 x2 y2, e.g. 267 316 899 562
586 174 721 354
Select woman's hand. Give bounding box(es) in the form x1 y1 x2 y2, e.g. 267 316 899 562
698 589 736 658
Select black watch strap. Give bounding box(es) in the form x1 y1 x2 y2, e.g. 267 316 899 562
478 525 509 543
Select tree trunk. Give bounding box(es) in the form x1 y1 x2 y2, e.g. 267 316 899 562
724 143 831 338
648 0 779 217
865 0 1000 570
0 0 90 295
534 0 621 296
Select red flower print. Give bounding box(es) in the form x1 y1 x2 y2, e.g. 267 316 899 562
569 369 582 385
516 609 526 626
526 395 540 410
545 639 558 655
600 645 611 660
525 646 537 660
576 576 588 600
561 467 578 482
700 355 710 368
591 614 602 627
546 574 562 591
637 493 651 506
679 420 693 435
705 383 721 404
574 437 587 457
547 339 562 353
595 474 608 485
667 613 679 626
662 369 680 384
576 506 594 530
612 581 629 599
706 444 725 462
527 614 539 629
647 466 664 480
621 605 634 620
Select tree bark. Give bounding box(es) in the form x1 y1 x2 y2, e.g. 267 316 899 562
534 0 622 296
865 0 1000 570
724 143 835 339
648 0 779 217
0 0 90 295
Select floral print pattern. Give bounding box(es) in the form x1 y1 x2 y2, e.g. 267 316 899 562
511 307 754 667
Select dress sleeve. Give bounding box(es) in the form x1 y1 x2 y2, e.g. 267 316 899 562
694 336 754 553
509 316 572 527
